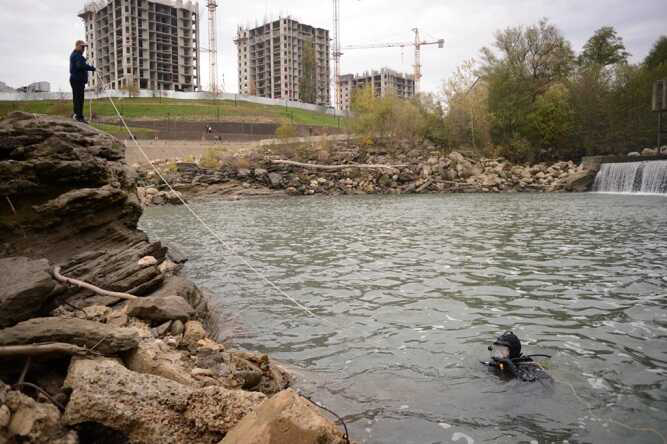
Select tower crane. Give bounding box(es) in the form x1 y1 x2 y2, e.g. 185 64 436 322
342 29 444 95
206 1 220 93
332 0 342 110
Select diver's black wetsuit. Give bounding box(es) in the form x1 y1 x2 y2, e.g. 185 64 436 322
482 332 552 382
483 356 551 382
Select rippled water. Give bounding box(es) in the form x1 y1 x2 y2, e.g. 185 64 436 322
140 193 667 444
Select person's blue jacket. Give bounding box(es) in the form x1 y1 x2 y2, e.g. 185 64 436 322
70 50 95 84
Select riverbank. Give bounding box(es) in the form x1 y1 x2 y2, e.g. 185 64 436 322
134 140 597 205
0 112 348 443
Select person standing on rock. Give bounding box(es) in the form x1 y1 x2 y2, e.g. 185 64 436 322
70 40 96 124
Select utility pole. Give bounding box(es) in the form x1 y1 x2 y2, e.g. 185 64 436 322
207 1 219 94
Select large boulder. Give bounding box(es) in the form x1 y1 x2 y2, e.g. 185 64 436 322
0 112 140 246
63 357 265 444
220 389 348 444
151 275 207 313
561 169 597 192
185 386 266 435
0 317 139 354
124 339 196 386
127 295 195 323
0 257 57 328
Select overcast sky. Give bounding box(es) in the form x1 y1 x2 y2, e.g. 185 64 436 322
0 0 665 96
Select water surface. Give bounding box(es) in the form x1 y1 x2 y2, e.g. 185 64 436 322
141 193 667 444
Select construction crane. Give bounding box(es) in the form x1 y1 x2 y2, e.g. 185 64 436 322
342 29 444 95
332 0 342 110
206 1 220 93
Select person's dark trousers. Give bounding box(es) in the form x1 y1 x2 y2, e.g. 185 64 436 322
70 79 85 120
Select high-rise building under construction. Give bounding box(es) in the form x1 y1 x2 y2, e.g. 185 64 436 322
79 0 200 92
235 18 330 106
339 68 416 111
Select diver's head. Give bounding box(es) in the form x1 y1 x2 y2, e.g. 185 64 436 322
489 331 522 360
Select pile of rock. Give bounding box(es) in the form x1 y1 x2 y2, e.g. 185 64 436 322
0 113 348 444
137 187 185 207
135 143 597 203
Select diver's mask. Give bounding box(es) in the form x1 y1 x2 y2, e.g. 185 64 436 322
488 343 510 362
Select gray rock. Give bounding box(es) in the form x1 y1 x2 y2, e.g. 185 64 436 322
267 172 283 188
151 321 172 338
127 296 194 323
0 112 140 243
254 168 268 177
0 257 56 328
562 169 597 192
151 276 203 311
165 242 189 264
0 317 139 354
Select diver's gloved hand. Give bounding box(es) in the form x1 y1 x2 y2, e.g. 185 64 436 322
494 358 520 376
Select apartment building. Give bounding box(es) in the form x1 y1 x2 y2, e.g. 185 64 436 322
339 68 416 111
79 0 200 92
235 17 330 106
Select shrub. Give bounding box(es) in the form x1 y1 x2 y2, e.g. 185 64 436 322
275 121 297 139
199 147 222 169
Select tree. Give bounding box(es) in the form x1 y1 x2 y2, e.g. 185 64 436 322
480 19 575 154
578 26 630 67
441 59 491 152
644 35 667 70
481 19 575 99
525 83 576 159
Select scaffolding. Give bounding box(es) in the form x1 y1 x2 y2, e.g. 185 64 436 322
79 0 200 92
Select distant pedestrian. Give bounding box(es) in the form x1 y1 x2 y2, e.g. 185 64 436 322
70 40 96 123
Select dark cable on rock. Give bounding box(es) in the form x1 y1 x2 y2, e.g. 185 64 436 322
300 392 351 444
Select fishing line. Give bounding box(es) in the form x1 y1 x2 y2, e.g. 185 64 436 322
564 380 666 444
94 72 329 324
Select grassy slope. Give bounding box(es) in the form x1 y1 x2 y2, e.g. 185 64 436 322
0 98 345 128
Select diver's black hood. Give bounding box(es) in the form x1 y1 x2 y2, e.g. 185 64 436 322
494 331 522 359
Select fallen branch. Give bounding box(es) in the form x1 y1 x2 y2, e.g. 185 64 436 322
416 178 434 193
53 266 138 300
0 343 92 357
271 159 407 171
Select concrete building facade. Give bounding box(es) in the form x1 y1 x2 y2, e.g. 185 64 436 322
339 68 415 111
235 17 330 106
17 82 51 93
79 0 200 92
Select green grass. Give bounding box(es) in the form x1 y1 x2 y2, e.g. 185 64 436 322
90 123 156 138
0 97 347 128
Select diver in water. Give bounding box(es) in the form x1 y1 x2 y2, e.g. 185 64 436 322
481 331 552 382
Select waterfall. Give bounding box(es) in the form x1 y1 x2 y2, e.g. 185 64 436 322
593 160 667 194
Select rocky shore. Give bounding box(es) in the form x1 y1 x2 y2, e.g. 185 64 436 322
0 113 348 444
133 141 597 205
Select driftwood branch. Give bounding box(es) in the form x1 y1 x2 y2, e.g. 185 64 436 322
271 159 407 171
53 266 138 300
416 179 434 193
0 343 92 357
